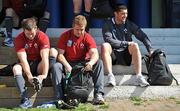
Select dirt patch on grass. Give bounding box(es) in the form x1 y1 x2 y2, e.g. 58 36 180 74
96 98 180 111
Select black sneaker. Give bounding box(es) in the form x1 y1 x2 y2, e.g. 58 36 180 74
56 100 75 109
19 98 32 109
3 37 14 47
32 77 42 92
0 31 5 38
67 99 79 107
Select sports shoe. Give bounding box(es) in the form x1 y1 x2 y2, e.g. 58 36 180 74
19 98 32 109
67 99 79 107
3 37 14 47
107 74 116 86
32 77 42 92
0 31 5 38
92 93 105 105
56 100 75 109
136 75 150 87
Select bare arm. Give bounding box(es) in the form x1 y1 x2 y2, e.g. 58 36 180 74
85 48 99 71
17 51 33 83
73 0 83 13
57 49 72 73
38 48 49 79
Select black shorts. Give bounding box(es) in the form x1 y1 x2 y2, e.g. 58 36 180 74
20 10 44 20
111 48 132 66
17 10 44 28
28 60 40 76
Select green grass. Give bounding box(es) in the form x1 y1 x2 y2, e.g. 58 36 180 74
149 98 159 101
130 97 144 106
98 103 109 109
169 96 176 100
0 103 106 111
175 100 180 104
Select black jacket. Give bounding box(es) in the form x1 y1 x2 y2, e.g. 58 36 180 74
102 18 152 53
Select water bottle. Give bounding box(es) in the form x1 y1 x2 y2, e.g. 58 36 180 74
66 72 71 79
37 103 56 108
65 72 71 85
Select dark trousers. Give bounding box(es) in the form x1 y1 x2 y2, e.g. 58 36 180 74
50 60 104 100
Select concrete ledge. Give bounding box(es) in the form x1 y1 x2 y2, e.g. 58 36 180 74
0 85 180 108
1 74 179 87
1 28 180 39
1 28 180 64
109 75 180 86
111 64 180 75
102 86 180 99
0 76 52 87
0 87 54 98
1 63 180 76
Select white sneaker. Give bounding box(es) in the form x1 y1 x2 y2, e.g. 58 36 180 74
136 75 150 87
107 74 116 86
92 93 105 105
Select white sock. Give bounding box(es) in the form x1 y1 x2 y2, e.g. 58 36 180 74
108 73 114 76
136 74 142 77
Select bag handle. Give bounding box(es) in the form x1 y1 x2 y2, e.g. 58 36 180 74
151 49 165 59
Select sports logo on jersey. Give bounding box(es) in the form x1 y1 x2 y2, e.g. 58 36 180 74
80 43 84 48
67 40 73 47
34 43 38 48
24 44 28 49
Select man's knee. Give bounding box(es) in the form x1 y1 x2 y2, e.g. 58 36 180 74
42 11 50 19
13 64 23 75
129 42 140 51
101 43 111 53
5 8 16 16
50 48 58 58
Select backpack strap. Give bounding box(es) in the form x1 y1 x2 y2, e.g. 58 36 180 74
148 49 165 69
173 76 179 85
151 49 165 58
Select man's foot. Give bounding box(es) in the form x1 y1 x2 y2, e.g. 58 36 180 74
67 99 79 107
136 75 150 87
0 31 5 38
3 37 14 47
107 74 116 86
19 98 32 109
56 100 75 109
32 77 42 92
92 93 105 105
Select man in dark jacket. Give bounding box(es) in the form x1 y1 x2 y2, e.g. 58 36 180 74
101 4 153 87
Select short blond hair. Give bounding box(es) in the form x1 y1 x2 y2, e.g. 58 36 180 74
72 15 87 27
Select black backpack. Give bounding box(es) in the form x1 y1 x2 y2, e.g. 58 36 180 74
0 63 16 76
64 64 92 103
144 49 179 85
